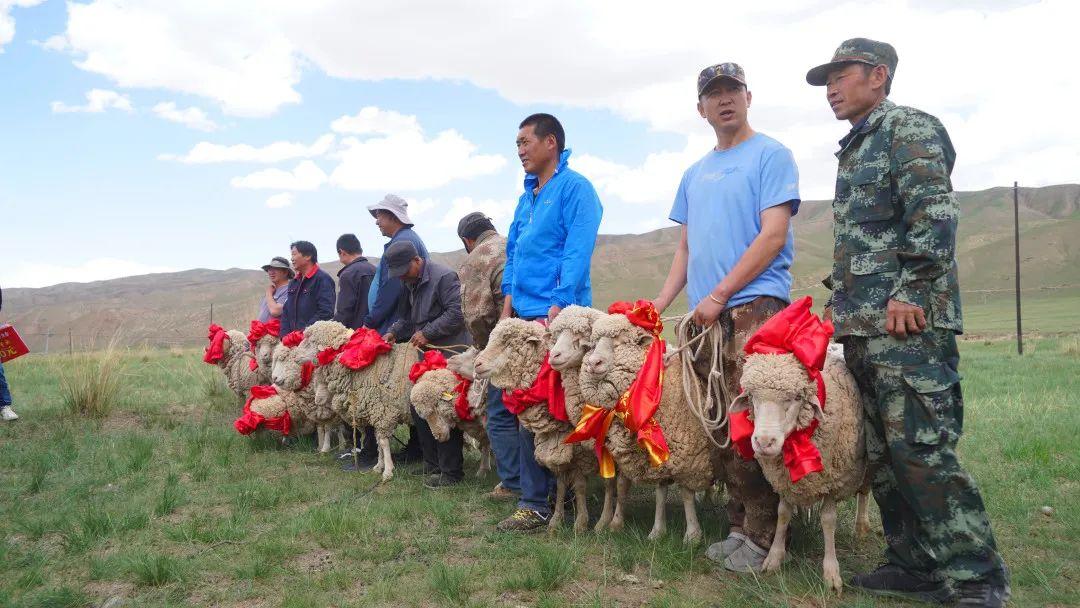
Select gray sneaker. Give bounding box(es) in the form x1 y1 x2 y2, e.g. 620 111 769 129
1 406 18 421
706 532 748 564
724 537 769 573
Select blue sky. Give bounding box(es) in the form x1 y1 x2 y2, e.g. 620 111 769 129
2 0 1076 288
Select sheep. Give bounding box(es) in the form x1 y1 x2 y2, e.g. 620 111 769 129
728 349 868 593
299 320 415 482
408 356 492 477
579 311 715 545
248 321 281 385
269 331 347 452
547 305 626 533
204 325 259 401
474 318 601 534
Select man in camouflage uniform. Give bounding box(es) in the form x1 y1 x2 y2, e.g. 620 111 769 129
456 212 520 501
808 38 1009 606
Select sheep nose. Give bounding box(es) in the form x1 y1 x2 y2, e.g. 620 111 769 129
755 435 778 451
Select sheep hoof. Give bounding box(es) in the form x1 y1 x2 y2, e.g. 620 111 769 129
593 518 611 533
573 517 589 534
762 551 785 572
609 518 624 532
682 528 702 546
647 527 666 541
823 562 843 595
380 471 393 483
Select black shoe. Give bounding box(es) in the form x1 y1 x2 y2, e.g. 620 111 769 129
424 474 462 489
340 455 378 472
849 564 956 604
955 578 1010 607
392 450 423 464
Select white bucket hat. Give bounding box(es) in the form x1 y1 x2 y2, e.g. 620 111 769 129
366 194 414 226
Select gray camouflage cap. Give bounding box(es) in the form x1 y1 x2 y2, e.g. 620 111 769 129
806 38 897 86
697 62 746 96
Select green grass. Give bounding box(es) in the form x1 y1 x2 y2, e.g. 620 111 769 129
0 341 1077 607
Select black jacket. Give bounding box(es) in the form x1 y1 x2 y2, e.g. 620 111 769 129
387 261 469 351
334 257 376 330
280 265 336 335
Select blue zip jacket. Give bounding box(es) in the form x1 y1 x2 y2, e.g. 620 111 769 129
280 264 336 336
502 149 603 318
364 227 430 334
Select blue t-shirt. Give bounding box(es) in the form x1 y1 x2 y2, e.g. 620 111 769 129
669 133 801 310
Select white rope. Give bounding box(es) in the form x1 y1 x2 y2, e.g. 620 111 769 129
669 315 732 450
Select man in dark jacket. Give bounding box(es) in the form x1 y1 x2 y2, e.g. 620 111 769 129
383 240 470 489
280 240 336 336
333 233 379 469
334 234 376 330
363 194 430 334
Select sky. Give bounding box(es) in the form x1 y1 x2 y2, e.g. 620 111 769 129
2 0 1077 288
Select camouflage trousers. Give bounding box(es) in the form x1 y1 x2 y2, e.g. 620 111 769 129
842 329 1008 584
693 296 787 549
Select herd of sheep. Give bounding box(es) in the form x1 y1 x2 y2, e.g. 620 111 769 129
205 304 871 592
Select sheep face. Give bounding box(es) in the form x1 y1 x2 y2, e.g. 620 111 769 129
580 314 653 407
447 347 478 379
474 319 546 389
410 368 457 442
547 306 602 372
270 343 306 390
254 336 279 372
731 353 822 458
220 330 248 367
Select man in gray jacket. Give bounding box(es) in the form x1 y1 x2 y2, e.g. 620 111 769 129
383 241 470 488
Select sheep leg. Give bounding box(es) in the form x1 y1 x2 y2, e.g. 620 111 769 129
315 426 328 453
594 477 615 532
854 489 871 539
610 474 630 532
821 497 842 594
335 425 348 452
762 498 793 572
647 484 668 541
476 438 492 477
378 434 394 482
680 486 702 546
572 472 589 534
549 476 567 533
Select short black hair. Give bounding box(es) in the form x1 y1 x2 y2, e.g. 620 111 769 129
519 113 565 153
336 233 361 255
290 240 318 263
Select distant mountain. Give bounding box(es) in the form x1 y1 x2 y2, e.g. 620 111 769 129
6 184 1077 351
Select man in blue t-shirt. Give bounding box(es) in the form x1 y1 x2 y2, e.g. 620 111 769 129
652 62 801 574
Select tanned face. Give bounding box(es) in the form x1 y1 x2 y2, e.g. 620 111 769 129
825 63 889 124
516 125 557 176
290 247 311 274
267 268 289 285
374 210 403 238
697 80 752 134
401 257 424 283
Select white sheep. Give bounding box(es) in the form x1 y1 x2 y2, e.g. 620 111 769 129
547 305 625 533
248 324 281 386
204 326 259 402
408 354 492 477
474 317 601 534
728 348 868 593
299 320 415 482
579 312 716 545
267 339 320 438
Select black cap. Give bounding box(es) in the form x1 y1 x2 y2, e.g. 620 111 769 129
457 212 495 240
384 241 419 278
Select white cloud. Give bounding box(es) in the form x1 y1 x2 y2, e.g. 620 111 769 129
264 192 294 208
32 33 68 51
159 134 334 163
331 106 420 137
231 160 327 191
50 88 133 114
575 135 714 206
329 129 506 192
151 101 218 131
0 0 44 51
53 0 1080 196
432 197 515 229
2 257 176 288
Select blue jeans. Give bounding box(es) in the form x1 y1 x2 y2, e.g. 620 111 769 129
485 384 520 492
0 361 10 407
517 424 555 515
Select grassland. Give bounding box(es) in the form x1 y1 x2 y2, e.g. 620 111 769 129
0 337 1077 607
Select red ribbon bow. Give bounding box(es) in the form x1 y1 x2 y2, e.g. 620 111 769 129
337 328 392 370
281 331 304 348
452 374 474 421
234 384 292 435
247 318 281 348
203 324 228 364
729 296 834 483
565 300 670 475
409 350 448 382
502 354 568 422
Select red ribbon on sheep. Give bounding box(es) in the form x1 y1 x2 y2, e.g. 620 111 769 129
203 324 229 364
565 300 669 478
246 318 281 371
234 384 293 435
729 296 834 483
337 328 392 370
278 330 314 389
408 349 477 422
502 353 568 423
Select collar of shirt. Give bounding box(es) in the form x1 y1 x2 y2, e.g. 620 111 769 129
837 99 895 154
337 257 368 276
523 148 572 193
299 263 319 280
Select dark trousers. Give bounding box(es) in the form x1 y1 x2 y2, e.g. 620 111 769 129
411 405 464 481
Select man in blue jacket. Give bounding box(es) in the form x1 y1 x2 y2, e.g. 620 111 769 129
497 113 603 533
280 240 336 336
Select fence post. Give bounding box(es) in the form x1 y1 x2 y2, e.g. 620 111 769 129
1013 181 1023 356
69 329 74 356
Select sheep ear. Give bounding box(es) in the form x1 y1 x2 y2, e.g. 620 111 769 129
728 392 751 414
637 332 654 347
810 398 824 422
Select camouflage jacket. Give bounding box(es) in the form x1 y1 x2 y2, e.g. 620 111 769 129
459 230 507 349
825 99 963 338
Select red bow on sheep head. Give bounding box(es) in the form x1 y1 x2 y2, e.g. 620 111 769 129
203 324 229 364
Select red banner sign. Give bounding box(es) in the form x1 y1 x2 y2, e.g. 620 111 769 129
0 324 30 363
